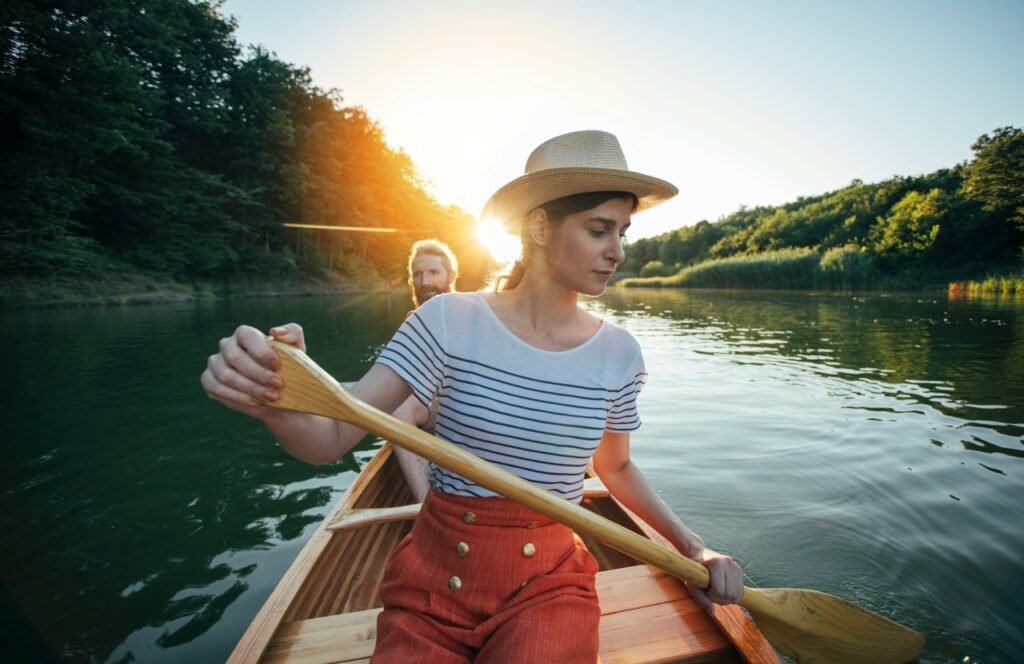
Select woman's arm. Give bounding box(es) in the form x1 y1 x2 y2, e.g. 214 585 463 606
201 323 412 465
391 396 432 501
592 430 743 609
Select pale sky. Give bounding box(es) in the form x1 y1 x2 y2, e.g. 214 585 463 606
220 0 1024 239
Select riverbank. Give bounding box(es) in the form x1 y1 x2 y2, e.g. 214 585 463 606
0 273 393 310
615 247 1023 294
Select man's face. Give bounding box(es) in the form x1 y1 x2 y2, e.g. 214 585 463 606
410 253 453 306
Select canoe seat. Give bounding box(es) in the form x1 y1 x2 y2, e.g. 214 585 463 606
262 564 738 663
328 478 611 532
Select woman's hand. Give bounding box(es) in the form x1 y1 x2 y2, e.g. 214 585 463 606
688 550 744 612
200 323 306 420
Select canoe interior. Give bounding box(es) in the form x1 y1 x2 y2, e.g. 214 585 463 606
287 446 645 622
236 444 782 664
283 448 416 621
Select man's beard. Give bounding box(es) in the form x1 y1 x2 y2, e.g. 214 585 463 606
414 284 445 307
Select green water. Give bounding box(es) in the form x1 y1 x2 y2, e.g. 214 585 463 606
2 289 1022 662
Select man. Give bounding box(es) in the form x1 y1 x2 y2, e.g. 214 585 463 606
408 238 458 308
393 239 458 500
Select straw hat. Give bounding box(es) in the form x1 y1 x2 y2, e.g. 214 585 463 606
481 130 678 231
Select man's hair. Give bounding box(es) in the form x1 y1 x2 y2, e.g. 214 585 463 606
408 239 458 279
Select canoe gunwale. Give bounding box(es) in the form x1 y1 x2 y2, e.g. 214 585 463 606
227 444 400 664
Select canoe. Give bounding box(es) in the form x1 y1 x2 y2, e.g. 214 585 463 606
230 442 782 663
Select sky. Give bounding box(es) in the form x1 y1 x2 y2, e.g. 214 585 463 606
220 0 1024 239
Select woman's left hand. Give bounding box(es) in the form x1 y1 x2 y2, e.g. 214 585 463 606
688 552 744 612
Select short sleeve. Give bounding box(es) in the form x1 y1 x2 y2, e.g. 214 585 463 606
605 344 647 432
375 296 448 406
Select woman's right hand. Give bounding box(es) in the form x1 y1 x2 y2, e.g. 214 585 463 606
200 323 306 420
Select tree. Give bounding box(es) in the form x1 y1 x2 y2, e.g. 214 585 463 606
868 189 946 259
961 126 1024 236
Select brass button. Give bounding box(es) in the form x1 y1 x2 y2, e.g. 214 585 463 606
522 542 536 558
448 575 462 591
462 511 476 525
455 541 469 557
525 520 540 529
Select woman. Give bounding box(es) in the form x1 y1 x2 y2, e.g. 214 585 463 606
201 130 744 662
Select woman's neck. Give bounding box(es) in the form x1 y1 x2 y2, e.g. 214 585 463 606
487 267 597 351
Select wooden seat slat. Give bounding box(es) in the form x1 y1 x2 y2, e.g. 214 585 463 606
263 564 737 664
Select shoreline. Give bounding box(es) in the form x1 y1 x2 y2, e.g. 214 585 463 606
0 275 396 310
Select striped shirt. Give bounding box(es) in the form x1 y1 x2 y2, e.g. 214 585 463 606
376 292 647 504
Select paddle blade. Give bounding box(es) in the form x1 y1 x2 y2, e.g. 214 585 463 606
743 587 924 663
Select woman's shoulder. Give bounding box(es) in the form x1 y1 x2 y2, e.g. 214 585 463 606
590 313 639 348
414 291 486 322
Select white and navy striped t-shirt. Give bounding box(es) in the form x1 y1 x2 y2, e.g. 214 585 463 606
375 291 647 504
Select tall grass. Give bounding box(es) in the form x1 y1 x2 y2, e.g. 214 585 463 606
619 247 1023 292
948 274 1024 294
621 248 829 289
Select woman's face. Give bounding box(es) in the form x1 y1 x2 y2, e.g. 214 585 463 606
543 197 632 296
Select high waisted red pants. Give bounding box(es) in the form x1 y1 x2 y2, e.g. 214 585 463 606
372 489 600 663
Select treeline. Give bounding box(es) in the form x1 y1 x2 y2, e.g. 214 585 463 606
620 127 1024 291
0 0 489 287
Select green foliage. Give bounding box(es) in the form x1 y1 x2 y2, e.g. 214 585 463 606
639 260 676 278
816 246 875 290
961 127 1024 232
868 189 945 258
0 0 480 284
622 130 1024 290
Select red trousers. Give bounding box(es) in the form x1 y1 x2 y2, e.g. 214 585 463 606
373 489 600 663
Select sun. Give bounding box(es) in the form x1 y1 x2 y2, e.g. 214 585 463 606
475 217 521 264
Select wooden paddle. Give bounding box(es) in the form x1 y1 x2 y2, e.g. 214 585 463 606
263 340 925 663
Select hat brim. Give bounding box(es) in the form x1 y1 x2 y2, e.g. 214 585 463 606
481 167 678 231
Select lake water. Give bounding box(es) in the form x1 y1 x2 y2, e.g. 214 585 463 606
2 288 1022 663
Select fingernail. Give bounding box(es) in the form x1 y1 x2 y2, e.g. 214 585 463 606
263 390 279 401
269 376 284 389
272 327 286 335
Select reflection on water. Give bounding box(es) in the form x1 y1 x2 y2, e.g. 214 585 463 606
594 288 1024 662
2 289 1022 662
1 295 406 662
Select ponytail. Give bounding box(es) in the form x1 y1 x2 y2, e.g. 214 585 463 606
492 259 526 291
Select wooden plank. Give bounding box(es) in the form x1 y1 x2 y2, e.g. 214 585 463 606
263 600 734 664
263 610 378 664
596 564 688 615
599 600 738 664
263 565 735 664
327 503 421 531
326 480 608 532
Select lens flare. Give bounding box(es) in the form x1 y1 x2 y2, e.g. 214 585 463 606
475 217 521 264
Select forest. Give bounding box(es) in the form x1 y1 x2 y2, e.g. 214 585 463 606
618 127 1024 292
0 0 491 302
2 1 1022 302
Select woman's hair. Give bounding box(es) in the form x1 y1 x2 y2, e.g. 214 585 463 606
492 191 638 291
